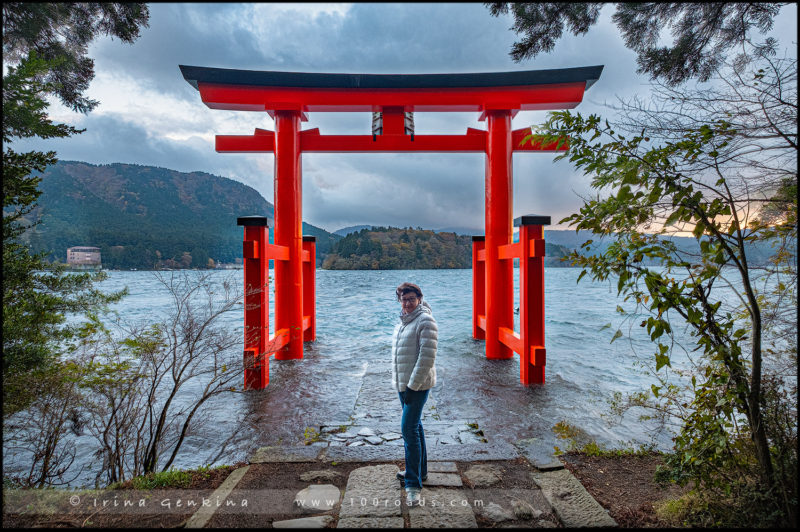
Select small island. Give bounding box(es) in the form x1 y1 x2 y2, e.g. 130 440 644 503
322 226 573 269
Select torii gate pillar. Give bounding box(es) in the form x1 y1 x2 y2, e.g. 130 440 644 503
485 110 514 360
273 111 304 360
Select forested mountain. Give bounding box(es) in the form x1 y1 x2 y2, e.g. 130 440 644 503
22 161 339 269
322 226 572 269
24 161 776 271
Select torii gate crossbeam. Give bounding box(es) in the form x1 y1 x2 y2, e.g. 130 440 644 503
180 65 603 390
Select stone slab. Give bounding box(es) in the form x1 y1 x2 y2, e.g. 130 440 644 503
250 446 322 463
339 465 402 518
463 464 502 487
336 517 405 528
408 488 478 528
322 445 405 463
324 421 487 434
422 472 462 487
479 502 515 523
427 461 458 473
300 470 343 483
424 442 519 461
294 484 340 512
185 465 250 528
273 515 334 528
321 424 351 433
532 469 617 528
458 431 487 444
515 438 564 471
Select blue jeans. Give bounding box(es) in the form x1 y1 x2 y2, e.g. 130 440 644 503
398 388 429 489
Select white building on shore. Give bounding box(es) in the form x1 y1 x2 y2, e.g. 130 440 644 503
67 246 101 270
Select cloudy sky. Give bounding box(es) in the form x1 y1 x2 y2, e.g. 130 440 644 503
17 3 798 233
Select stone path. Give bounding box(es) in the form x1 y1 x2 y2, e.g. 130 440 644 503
192 455 617 528
186 361 618 528
311 368 488 449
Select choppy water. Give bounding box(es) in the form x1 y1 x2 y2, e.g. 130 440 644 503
7 268 703 487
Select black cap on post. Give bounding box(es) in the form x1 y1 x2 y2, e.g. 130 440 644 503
514 215 551 226
237 216 269 227
472 235 485 241
302 236 316 242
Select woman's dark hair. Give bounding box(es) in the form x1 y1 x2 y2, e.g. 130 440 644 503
396 282 423 301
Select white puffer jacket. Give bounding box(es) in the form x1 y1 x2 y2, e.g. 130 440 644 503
392 300 438 392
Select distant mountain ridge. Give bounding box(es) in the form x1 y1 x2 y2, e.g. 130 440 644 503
333 225 377 237
334 224 481 237
24 160 339 269
542 229 781 266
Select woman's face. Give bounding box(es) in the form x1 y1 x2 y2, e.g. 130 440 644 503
400 292 420 314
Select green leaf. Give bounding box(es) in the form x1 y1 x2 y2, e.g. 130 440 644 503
655 353 671 371
651 384 660 398
610 329 623 343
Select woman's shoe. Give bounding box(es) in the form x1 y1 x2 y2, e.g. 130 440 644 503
405 487 422 506
396 470 428 483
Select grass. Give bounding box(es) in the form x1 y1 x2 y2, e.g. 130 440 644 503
464 421 488 443
109 464 235 490
552 420 658 457
302 426 323 445
129 468 193 489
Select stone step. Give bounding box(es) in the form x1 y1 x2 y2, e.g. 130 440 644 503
421 472 462 487
407 488 478 528
531 469 617 528
274 515 334 528
294 484 340 513
339 464 403 519
320 441 519 463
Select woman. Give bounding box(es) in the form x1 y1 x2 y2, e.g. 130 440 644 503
391 282 438 506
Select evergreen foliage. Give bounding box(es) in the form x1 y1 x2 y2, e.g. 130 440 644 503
486 2 786 85
2 3 149 416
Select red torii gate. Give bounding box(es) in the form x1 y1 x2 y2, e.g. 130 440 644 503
180 65 603 389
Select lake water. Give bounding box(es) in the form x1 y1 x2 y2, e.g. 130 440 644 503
7 267 704 487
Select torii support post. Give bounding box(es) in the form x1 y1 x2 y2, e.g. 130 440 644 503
238 215 269 389
472 236 485 340
517 215 550 384
302 236 316 342
472 214 550 384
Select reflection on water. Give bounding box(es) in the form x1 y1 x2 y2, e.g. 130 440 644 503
8 268 691 486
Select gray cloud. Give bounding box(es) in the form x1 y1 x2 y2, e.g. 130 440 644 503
20 3 797 234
